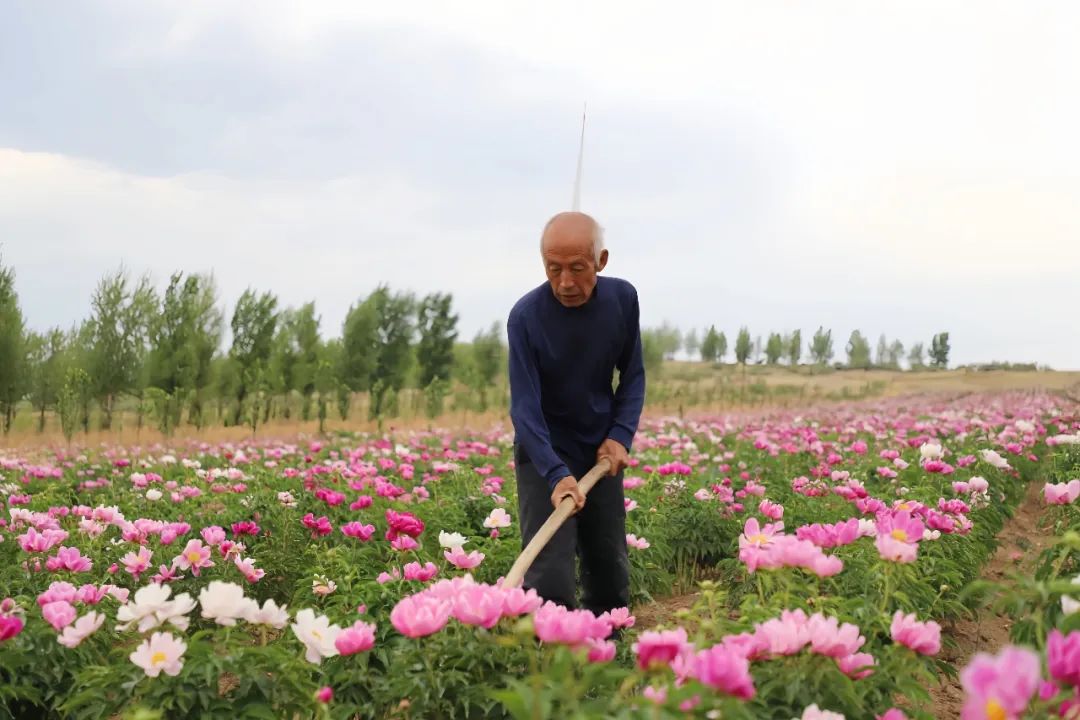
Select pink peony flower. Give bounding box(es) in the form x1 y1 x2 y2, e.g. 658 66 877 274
1045 480 1080 505
807 613 865 658
42 600 78 630
877 709 908 720
891 611 941 656
837 652 876 679
0 614 25 642
201 526 226 546
45 546 93 573
385 509 425 540
452 584 505 629
586 637 616 663
58 611 105 648
390 594 452 638
959 646 1040 720
632 627 692 670
391 536 420 552
1047 629 1080 688
403 562 439 582
500 587 544 616
122 546 153 579
316 686 333 704
334 620 377 655
444 546 485 570
691 644 756 699
173 539 214 576
759 499 784 520
534 602 611 648
340 522 376 541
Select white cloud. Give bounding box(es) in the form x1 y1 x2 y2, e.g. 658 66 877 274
2 1 1079 369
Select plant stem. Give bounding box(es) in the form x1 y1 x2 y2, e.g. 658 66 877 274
879 563 893 616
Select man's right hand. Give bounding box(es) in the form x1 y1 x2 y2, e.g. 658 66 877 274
551 476 586 513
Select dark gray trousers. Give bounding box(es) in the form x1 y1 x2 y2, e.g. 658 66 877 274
514 452 630 615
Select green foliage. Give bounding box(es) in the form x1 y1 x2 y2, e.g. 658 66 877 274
764 333 784 365
734 326 752 365
810 326 833 365
0 257 25 434
845 330 871 369
930 332 950 368
415 292 459 389
908 342 926 370
699 325 720 363
86 267 157 429
229 288 279 425
368 286 416 421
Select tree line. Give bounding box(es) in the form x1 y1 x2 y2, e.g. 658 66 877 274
0 258 507 439
640 323 951 374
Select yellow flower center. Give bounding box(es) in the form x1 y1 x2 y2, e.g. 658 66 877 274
312 629 322 641
186 551 202 564
150 651 167 666
890 529 908 542
985 699 1006 720
898 502 912 511
748 533 768 545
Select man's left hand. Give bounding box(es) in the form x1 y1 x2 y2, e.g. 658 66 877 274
597 438 629 477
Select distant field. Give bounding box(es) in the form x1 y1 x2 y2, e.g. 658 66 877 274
4 362 1078 450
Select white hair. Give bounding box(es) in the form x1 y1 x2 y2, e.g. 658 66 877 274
540 214 605 264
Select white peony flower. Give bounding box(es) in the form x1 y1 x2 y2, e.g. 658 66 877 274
244 598 290 629
438 531 467 549
130 631 187 677
145 489 163 502
198 581 258 627
116 583 194 633
290 609 341 664
919 442 944 461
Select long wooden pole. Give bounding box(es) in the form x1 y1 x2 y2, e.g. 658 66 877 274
502 457 612 589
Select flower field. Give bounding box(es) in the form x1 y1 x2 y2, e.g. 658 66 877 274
2 391 1080 719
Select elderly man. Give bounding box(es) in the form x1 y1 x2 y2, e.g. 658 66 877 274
506 211 646 617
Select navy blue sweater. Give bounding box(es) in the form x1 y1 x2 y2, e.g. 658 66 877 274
507 275 646 489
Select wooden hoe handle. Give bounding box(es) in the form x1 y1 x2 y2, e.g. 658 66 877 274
502 457 612 589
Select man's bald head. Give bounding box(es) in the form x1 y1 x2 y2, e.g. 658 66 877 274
540 211 605 265
539 211 609 308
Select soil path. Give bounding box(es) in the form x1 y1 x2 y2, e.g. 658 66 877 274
928 479 1050 718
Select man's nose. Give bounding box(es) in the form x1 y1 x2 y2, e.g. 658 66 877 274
559 271 575 288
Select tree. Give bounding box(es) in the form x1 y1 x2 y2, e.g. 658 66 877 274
229 288 279 426
716 331 728 363
147 272 224 429
415 292 459 388
810 326 834 366
846 330 872 369
86 267 157 430
655 321 682 360
640 329 665 378
734 327 752 365
290 303 321 421
699 326 720 363
58 367 92 445
368 286 415 421
908 342 926 370
930 332 950 368
340 296 378 402
25 328 67 432
0 258 25 433
887 339 905 369
875 334 889 367
765 333 784 365
787 329 802 366
470 322 505 412
683 329 700 360
751 336 764 364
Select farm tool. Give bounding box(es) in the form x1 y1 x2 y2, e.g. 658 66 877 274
502 457 612 588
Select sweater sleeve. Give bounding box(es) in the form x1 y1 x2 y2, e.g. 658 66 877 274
607 285 646 451
507 316 572 490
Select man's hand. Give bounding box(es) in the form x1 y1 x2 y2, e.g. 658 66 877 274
597 438 630 476
551 476 586 513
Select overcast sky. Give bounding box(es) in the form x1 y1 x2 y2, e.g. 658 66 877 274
2 1 1078 369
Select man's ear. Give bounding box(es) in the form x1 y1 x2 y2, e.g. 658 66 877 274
596 249 609 272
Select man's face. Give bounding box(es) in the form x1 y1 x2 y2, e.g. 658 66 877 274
541 215 608 308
